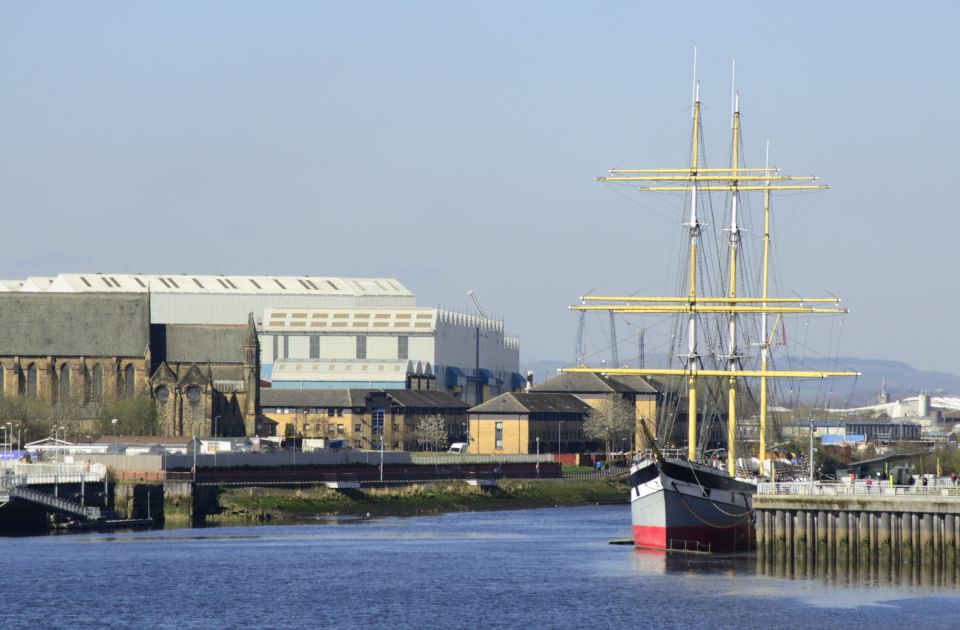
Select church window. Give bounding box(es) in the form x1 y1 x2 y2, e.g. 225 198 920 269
186 386 201 403
91 365 103 401
124 364 135 398
155 385 170 402
59 364 70 401
26 364 37 398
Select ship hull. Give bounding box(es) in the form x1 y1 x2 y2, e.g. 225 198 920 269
630 457 755 552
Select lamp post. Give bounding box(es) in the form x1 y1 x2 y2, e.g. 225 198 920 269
379 429 384 484
111 417 118 442
536 436 540 478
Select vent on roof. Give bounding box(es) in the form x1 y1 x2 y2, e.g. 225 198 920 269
158 278 170 288
81 277 92 288
249 279 262 289
274 279 286 290
193 278 204 289
298 279 311 290
326 280 339 290
134 277 146 288
226 278 238 289
167 277 179 288
100 277 112 288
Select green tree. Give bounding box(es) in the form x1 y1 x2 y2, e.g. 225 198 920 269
584 397 636 457
96 396 159 437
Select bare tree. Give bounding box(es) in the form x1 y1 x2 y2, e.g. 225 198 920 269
416 414 448 452
583 397 636 457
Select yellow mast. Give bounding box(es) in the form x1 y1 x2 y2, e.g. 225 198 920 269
726 92 741 477
569 82 856 473
759 142 772 474
686 83 701 462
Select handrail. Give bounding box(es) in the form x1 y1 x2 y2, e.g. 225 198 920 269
757 481 960 498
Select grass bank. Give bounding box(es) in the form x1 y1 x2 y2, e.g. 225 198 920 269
210 477 628 523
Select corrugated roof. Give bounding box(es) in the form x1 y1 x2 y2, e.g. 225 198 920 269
29 273 413 297
469 392 594 415
0 293 148 356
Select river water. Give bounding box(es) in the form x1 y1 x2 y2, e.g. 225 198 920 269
1 505 958 629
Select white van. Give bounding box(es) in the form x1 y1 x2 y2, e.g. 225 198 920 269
448 442 468 454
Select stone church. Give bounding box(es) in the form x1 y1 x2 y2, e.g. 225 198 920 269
0 292 258 437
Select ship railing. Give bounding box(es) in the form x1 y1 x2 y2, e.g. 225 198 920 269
757 481 960 498
668 538 711 554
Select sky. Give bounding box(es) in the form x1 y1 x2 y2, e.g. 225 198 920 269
0 2 957 373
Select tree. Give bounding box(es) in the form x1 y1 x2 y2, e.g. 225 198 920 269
416 414 448 452
583 397 636 457
95 396 159 436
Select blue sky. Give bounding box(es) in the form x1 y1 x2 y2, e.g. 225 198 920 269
0 2 956 372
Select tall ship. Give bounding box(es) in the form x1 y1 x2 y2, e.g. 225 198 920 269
564 64 858 552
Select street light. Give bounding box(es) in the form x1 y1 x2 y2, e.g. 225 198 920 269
536 436 540 478
111 417 118 442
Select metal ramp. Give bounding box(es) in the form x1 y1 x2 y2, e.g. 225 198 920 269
8 486 102 520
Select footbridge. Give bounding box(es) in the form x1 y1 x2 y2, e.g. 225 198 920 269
0 463 108 521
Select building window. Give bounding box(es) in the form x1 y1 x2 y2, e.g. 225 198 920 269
91 365 103 401
356 336 367 360
310 335 320 359
495 421 503 450
327 408 335 417
398 336 408 360
24 364 37 398
123 364 135 397
59 364 70 401
155 385 170 403
186 386 201 403
354 423 361 433
283 336 289 359
337 424 344 434
372 408 384 447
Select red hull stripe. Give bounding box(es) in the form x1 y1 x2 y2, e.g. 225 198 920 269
633 523 754 552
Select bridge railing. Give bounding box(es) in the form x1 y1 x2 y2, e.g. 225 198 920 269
758 481 960 498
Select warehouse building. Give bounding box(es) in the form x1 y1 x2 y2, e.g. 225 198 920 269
261 307 521 406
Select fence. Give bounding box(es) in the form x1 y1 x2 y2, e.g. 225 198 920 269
758 481 960 498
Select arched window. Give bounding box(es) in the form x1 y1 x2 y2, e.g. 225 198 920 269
186 386 201 403
59 364 71 401
26 364 37 399
124 364 135 398
91 365 103 402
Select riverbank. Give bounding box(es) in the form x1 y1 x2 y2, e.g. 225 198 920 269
207 477 629 523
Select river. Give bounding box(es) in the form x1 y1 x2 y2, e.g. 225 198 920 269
1 505 958 629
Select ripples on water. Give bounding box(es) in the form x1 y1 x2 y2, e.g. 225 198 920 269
1 506 958 629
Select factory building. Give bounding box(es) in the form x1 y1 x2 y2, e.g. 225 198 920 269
261 307 521 406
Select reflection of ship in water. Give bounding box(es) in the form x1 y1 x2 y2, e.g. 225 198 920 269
566 64 857 552
629 548 755 578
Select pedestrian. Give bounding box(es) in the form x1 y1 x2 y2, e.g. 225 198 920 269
595 459 602 475
922 476 928 487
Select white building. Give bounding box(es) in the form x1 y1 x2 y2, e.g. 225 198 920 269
261 307 521 405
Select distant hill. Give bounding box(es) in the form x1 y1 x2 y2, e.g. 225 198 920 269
521 357 960 407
